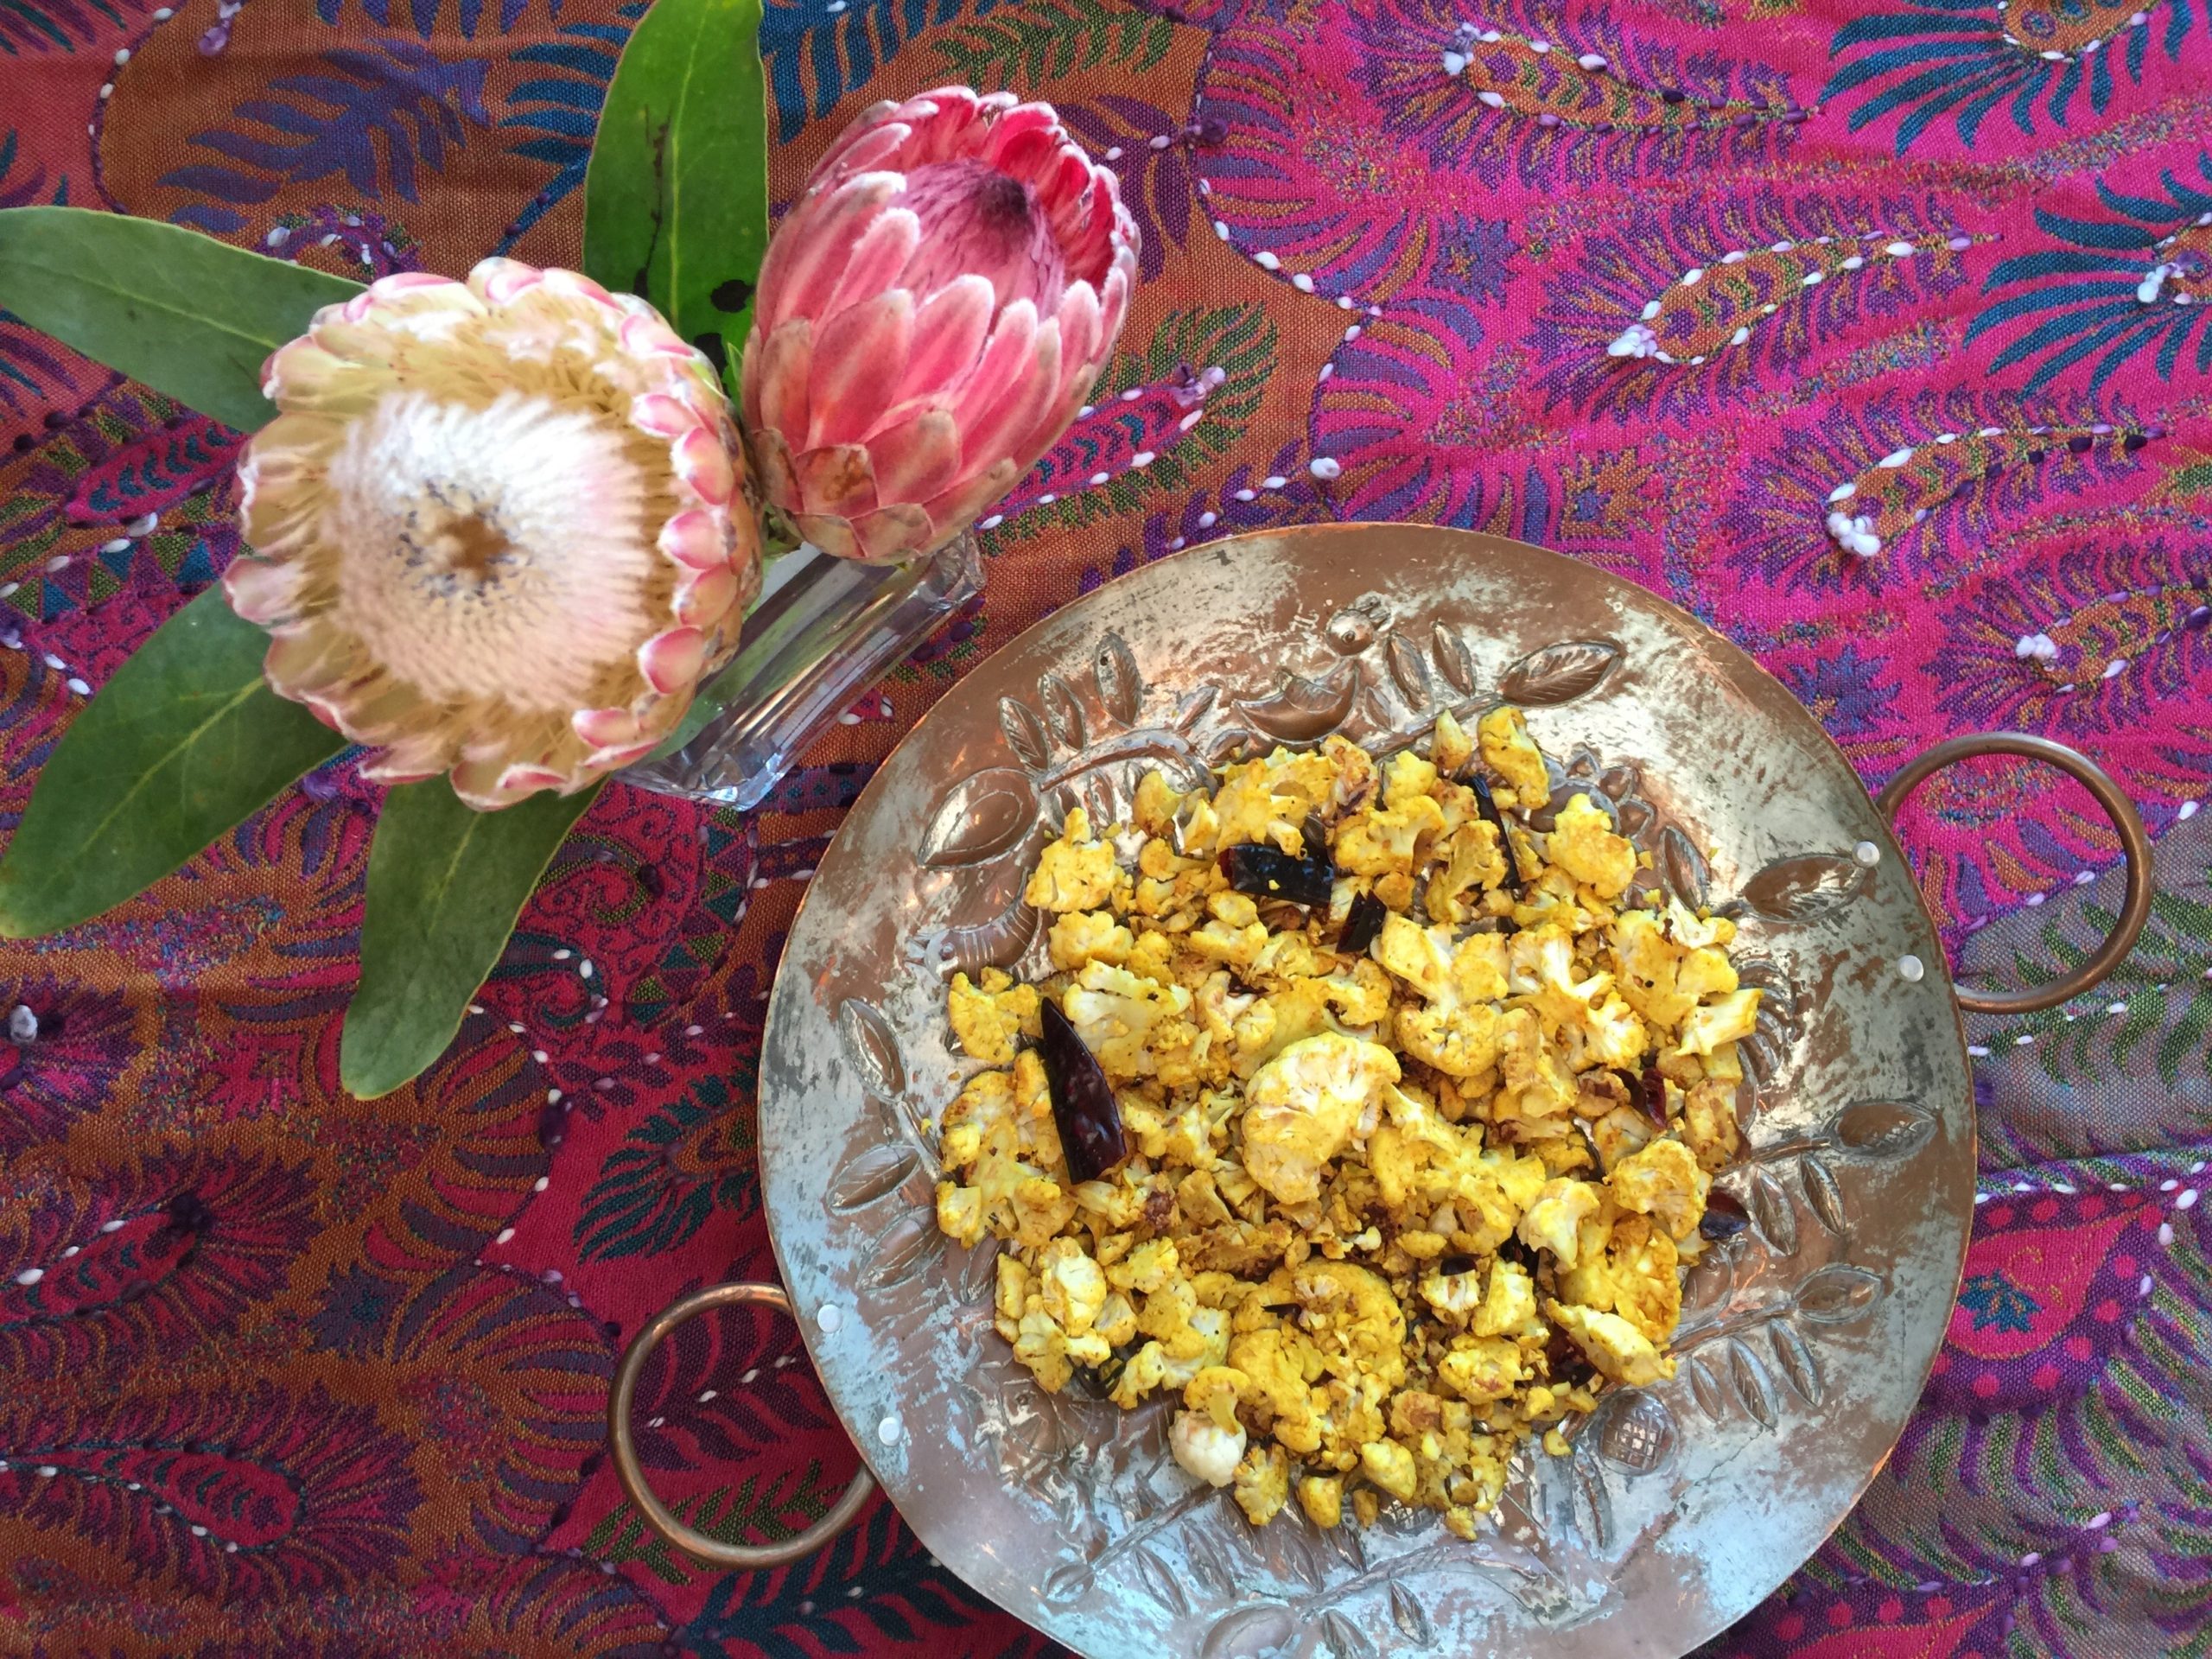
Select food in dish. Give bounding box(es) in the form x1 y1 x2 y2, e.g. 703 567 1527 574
930 708 1758 1534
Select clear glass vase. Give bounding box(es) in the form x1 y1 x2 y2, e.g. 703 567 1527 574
619 533 982 810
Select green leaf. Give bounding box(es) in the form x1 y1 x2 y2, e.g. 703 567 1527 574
340 779 600 1097
0 587 345 938
0 207 362 433
582 0 768 390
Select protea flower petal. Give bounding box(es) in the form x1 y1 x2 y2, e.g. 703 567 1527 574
740 86 1139 564
227 258 764 810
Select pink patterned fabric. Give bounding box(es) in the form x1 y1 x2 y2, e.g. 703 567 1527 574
3 0 2209 1652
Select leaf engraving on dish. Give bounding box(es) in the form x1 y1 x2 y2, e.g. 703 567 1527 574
1685 1354 1727 1423
1185 1530 1237 1600
907 894 1044 981
1431 622 1478 696
1094 631 1143 724
1659 825 1711 912
1131 1545 1192 1618
1040 1559 1094 1606
1801 1155 1848 1236
1770 1321 1825 1406
825 1142 922 1213
1834 1099 1937 1158
861 1211 944 1293
1725 1337 1780 1428
1173 683 1219 732
1040 672 1089 752
1499 639 1622 706
836 998 906 1099
1386 631 1431 707
918 767 1039 868
1794 1262 1885 1325
1235 658 1359 741
1319 1608 1379 1659
1198 1605 1296 1659
1388 1580 1438 1646
1000 696 1053 771
1745 1169 1799 1255
1731 854 1869 924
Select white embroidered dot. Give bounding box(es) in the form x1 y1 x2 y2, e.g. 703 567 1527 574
15 1268 41 1287
1309 457 1342 480
1254 251 1280 270
2181 1189 2200 1211
1897 955 1924 982
531 1176 550 1192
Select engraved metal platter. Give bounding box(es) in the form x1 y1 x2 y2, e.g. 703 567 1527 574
755 524 1978 1659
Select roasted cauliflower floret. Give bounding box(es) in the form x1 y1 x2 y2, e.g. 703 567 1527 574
1676 987 1763 1056
1607 1137 1709 1241
1170 1409 1248 1488
1517 1179 1605 1268
1048 910 1135 973
1359 1438 1419 1502
1547 1298 1674 1386
1241 1033 1401 1205
1061 962 1195 1080
1233 1442 1292 1525
1037 1237 1109 1334
1548 793 1637 899
1478 705 1549 799
1438 1337 1522 1405
1298 1473 1344 1529
1430 709 1475 776
1024 808 1119 912
1332 795 1446 878
946 969 1042 1064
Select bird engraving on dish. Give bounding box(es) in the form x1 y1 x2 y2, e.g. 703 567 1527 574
820 599 1932 1649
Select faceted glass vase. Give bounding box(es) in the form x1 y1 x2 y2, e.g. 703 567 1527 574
619 533 982 810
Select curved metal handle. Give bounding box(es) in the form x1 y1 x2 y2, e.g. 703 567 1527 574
608 1281 875 1568
1877 733 2153 1016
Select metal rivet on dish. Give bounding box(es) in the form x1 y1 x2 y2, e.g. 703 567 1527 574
877 1414 902 1445
1853 841 1880 867
817 1305 843 1333
1898 954 1924 982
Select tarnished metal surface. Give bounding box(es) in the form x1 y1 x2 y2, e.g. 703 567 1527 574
754 524 1979 1659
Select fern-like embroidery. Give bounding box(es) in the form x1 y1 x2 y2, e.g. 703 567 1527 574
1823 0 2203 155
159 39 490 209
1968 154 2212 394
930 0 1172 90
499 9 641 248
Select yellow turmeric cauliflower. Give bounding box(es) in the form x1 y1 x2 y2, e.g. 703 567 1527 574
931 707 1757 1532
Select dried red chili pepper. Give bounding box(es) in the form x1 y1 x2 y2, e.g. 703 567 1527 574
1219 842 1334 908
1038 1000 1128 1185
1338 890 1387 954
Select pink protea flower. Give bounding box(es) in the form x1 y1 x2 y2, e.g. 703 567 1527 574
741 86 1139 563
226 258 761 810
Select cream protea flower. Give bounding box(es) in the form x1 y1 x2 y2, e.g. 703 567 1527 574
742 86 1138 563
225 258 761 810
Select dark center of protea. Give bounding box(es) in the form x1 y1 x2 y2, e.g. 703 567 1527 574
897 158 1067 312
973 169 1036 233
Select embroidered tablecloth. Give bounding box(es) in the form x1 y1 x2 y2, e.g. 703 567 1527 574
4 0 2210 1652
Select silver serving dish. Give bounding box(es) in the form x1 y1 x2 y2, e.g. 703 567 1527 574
609 525 2148 1658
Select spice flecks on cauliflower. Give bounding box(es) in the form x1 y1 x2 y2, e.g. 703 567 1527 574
931 709 1754 1531
1024 808 1120 912
1241 1033 1401 1205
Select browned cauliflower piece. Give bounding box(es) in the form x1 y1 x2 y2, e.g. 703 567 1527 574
1024 808 1118 911
1478 705 1549 799
1240 1033 1401 1205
